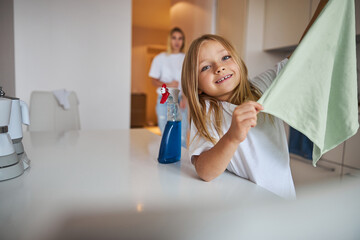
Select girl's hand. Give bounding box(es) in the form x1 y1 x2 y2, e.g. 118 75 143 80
226 101 263 144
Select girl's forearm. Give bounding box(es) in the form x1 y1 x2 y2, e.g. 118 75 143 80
194 101 261 181
194 132 240 182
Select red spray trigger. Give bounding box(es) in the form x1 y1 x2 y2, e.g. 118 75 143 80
160 84 170 104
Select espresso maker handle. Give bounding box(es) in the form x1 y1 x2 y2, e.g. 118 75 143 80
20 100 30 125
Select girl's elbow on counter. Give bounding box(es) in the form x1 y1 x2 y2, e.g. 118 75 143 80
196 168 219 182
193 155 223 182
199 174 214 182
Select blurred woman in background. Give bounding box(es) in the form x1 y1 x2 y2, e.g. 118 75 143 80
149 27 188 147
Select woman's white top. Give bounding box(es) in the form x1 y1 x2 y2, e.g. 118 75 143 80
149 52 185 95
189 59 296 199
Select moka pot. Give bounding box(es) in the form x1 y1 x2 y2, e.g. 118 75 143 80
0 87 30 155
0 98 24 181
8 98 30 154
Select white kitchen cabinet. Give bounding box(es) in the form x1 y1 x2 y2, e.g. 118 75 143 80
310 0 321 17
343 128 360 169
321 114 360 170
264 0 359 50
342 166 360 178
322 143 344 165
263 0 311 50
290 157 342 187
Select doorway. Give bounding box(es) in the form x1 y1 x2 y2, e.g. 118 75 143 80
131 0 217 133
131 0 171 131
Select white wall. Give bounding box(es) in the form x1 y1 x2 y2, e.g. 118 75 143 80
14 0 132 130
216 0 247 58
170 0 216 47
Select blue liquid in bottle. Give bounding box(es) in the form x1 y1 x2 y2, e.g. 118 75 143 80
158 121 181 163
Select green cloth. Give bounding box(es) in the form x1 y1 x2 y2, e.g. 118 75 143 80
258 0 359 166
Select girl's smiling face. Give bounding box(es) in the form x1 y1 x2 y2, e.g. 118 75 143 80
198 40 240 101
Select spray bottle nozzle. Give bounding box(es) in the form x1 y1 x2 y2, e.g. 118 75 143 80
160 84 170 104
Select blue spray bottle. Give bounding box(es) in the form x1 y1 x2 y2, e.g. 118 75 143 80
158 84 181 164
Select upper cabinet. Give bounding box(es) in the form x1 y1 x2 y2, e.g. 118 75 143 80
263 0 311 50
310 0 321 17
343 119 360 169
264 0 359 51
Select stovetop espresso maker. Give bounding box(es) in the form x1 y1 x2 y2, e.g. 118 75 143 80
0 86 30 181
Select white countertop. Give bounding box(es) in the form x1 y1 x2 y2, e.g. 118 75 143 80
0 129 276 240
1 129 359 240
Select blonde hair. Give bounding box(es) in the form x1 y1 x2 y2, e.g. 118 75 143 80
181 34 262 144
167 27 185 54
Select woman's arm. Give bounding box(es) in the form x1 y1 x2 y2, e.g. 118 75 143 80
288 0 329 58
193 101 263 182
151 78 179 88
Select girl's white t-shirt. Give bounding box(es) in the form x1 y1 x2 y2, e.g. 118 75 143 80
189 59 296 199
148 52 185 95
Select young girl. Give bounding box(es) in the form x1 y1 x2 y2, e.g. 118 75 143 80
181 0 328 199
181 35 294 199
